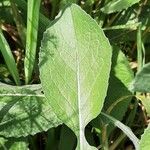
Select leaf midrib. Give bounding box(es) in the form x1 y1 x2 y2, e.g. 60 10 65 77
70 5 84 148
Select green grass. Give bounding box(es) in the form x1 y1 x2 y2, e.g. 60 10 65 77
0 29 20 85
24 0 41 84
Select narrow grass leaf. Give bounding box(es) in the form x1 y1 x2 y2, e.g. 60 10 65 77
103 23 140 31
101 0 140 14
14 0 50 48
0 29 20 85
14 0 50 31
24 0 41 84
10 0 26 47
101 112 140 150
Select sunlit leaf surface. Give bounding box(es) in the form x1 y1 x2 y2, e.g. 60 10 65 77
39 4 112 149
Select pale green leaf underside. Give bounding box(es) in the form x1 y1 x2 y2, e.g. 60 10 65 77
39 4 112 149
140 123 150 150
101 0 140 14
0 83 61 138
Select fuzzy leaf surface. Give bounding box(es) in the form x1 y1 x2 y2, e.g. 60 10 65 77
39 4 112 150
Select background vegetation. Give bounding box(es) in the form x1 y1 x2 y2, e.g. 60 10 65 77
0 0 150 149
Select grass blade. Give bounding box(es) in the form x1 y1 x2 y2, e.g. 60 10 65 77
10 0 26 47
24 0 41 84
101 112 140 150
101 0 140 14
0 29 20 85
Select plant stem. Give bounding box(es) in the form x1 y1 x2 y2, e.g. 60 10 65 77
137 23 143 72
101 124 109 150
109 133 126 150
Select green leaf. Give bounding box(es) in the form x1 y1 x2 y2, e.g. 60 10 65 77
101 0 140 14
58 125 76 150
14 0 50 30
91 46 134 138
140 123 150 150
104 46 134 124
24 0 41 84
14 0 50 50
39 4 112 149
130 63 150 92
0 137 28 150
0 30 20 85
0 83 61 138
112 47 134 86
